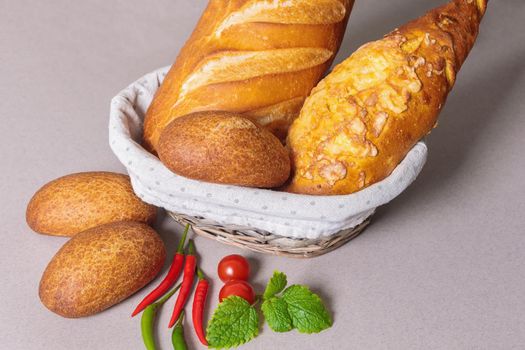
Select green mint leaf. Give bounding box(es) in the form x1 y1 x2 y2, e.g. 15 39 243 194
282 285 332 334
206 296 259 349
261 297 293 332
263 270 287 300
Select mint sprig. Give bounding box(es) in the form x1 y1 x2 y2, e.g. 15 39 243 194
206 296 259 349
206 270 332 349
262 271 332 334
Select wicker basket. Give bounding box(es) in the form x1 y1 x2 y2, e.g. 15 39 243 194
109 67 428 259
169 211 372 258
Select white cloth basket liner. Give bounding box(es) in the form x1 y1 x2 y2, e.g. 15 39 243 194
109 67 427 239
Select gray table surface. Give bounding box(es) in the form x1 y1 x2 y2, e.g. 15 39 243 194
2 0 524 349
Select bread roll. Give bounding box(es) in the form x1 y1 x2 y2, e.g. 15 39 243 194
143 0 354 152
286 0 488 195
158 111 290 188
26 172 157 236
39 222 165 318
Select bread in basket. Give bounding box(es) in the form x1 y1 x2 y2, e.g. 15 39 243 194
109 66 427 257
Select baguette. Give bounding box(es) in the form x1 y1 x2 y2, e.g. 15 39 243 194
286 0 488 195
143 0 354 152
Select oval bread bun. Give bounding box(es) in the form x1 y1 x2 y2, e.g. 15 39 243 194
39 221 165 318
26 172 157 236
158 111 290 188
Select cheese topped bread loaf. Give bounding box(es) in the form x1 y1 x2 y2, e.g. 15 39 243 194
286 0 488 195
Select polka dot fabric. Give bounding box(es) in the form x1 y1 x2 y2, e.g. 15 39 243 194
109 67 428 239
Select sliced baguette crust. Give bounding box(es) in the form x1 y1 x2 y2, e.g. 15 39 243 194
143 0 354 152
287 0 488 195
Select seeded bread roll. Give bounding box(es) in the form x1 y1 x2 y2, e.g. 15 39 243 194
286 0 488 195
158 111 290 188
143 0 354 152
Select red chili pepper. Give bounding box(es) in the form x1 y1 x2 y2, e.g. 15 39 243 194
192 268 209 346
131 224 190 317
168 239 197 328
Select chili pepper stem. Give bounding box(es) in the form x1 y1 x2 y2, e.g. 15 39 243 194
187 239 196 256
197 267 205 280
156 283 181 305
174 310 185 327
177 224 190 254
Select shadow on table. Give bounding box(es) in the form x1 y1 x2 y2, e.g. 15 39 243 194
374 49 525 223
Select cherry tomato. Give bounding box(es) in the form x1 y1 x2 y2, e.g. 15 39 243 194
219 280 255 304
217 254 250 282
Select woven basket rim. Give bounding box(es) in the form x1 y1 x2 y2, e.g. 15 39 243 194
168 211 372 258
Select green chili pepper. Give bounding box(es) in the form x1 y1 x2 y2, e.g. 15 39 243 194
171 310 188 350
141 284 181 350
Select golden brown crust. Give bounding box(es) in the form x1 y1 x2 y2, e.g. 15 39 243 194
26 172 157 236
39 221 166 318
286 0 487 195
158 111 291 188
143 0 354 152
